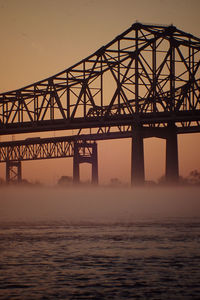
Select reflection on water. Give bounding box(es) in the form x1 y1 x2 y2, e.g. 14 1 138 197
0 186 200 299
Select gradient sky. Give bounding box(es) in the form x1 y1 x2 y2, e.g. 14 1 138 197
0 0 200 185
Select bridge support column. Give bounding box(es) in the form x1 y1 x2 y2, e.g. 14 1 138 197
6 161 22 184
91 142 98 185
131 126 145 186
73 141 98 185
73 142 80 184
165 124 179 183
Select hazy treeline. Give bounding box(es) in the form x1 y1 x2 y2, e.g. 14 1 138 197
1 169 200 187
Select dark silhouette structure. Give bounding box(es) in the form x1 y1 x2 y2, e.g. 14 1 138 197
0 23 200 184
73 141 98 184
6 161 22 183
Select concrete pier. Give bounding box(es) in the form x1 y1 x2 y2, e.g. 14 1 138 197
165 124 179 183
91 142 98 185
131 126 145 185
73 142 80 184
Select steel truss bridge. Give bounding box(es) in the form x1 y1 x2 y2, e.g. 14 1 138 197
0 23 200 184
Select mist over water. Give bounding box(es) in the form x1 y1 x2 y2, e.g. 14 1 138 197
1 186 200 223
1 186 200 299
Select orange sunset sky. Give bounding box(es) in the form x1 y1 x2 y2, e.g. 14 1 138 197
0 0 200 185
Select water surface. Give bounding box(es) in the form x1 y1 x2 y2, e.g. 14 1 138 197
0 186 200 299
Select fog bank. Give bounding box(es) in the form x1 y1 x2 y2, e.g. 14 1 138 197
0 186 200 223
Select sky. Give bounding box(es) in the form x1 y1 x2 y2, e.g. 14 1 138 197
0 0 200 185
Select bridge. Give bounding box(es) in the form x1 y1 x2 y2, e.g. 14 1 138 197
0 22 200 184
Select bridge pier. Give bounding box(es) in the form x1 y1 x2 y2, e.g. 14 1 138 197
73 142 80 184
73 141 98 185
131 126 145 186
6 161 22 184
91 142 98 185
165 124 179 183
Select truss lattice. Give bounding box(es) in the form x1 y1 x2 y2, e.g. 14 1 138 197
0 23 200 135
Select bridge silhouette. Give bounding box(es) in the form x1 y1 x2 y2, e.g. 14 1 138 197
0 23 200 184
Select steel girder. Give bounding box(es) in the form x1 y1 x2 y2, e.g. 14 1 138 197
0 137 97 163
0 139 74 162
1 121 200 164
0 23 200 135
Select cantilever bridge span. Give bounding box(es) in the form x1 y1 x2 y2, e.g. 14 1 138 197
0 23 200 184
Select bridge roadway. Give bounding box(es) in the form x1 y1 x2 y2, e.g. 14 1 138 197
0 110 200 136
0 124 199 184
